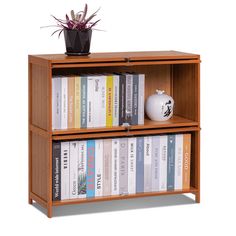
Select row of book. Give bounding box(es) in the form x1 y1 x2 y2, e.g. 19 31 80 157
52 73 145 130
52 134 191 201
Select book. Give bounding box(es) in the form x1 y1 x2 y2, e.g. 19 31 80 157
111 139 120 195
136 137 144 193
78 141 87 198
106 75 113 127
68 76 75 128
112 75 119 126
52 77 61 130
125 74 133 124
100 76 106 127
61 77 68 129
138 74 145 125
119 74 126 125
183 134 191 189
80 76 87 128
119 138 128 195
87 140 95 198
52 142 61 200
95 139 103 197
144 136 152 192
128 137 136 194
175 134 183 190
167 135 175 191
103 139 112 196
152 136 160 192
87 76 95 128
131 73 139 125
74 76 81 128
61 141 70 200
159 135 168 191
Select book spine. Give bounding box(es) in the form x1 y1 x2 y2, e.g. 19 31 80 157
80 76 87 128
138 74 145 125
119 138 128 195
128 137 136 194
119 74 126 125
93 76 101 127
136 137 144 193
78 141 87 198
175 134 183 190
100 76 106 127
167 135 175 191
125 74 133 124
68 76 75 128
95 139 103 197
61 77 68 129
106 75 113 127
61 141 70 200
103 139 112 196
132 74 139 125
69 141 78 199
52 142 61 200
111 139 120 195
52 77 61 130
183 134 191 189
87 76 95 128
144 136 152 192
159 136 168 191
74 76 81 128
87 140 95 198
152 136 160 192
113 75 119 126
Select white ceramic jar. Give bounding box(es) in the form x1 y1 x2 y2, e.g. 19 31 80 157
145 90 174 121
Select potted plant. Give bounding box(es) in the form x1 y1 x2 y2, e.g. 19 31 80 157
48 4 100 55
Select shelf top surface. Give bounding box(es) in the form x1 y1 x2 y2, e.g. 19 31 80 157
29 50 200 64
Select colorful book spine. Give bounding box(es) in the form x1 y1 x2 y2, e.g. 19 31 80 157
74 76 81 128
52 77 61 130
159 136 167 191
87 140 95 198
103 139 112 196
125 74 133 124
52 142 61 200
119 74 126 125
80 76 87 128
61 141 70 200
113 75 119 126
136 137 144 193
78 141 87 198
167 135 175 191
95 139 103 197
138 74 145 125
175 134 183 190
183 134 191 189
112 139 120 195
128 137 136 194
119 138 128 195
152 136 160 192
144 136 152 192
68 76 75 128
87 76 95 128
106 75 113 127
131 74 139 125
60 77 68 129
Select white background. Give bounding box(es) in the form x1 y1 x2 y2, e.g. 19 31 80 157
0 0 235 235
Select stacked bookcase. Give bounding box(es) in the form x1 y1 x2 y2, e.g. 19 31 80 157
28 51 201 217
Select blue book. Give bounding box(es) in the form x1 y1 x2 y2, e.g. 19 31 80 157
167 135 175 190
87 140 95 197
80 76 87 128
136 137 144 193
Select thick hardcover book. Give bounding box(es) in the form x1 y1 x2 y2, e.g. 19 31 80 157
119 74 126 125
61 142 70 200
159 136 168 191
175 134 183 190
87 140 95 198
128 137 136 194
113 75 120 126
125 74 133 124
119 138 128 195
138 74 145 125
131 74 139 125
136 137 144 193
52 77 61 130
112 139 120 195
68 76 75 128
87 76 95 128
52 142 61 200
69 141 79 199
95 139 103 197
183 134 191 189
144 136 152 192
80 76 87 128
152 136 160 192
106 75 113 127
103 139 112 196
61 77 68 129
167 135 176 191
74 76 81 128
78 141 87 198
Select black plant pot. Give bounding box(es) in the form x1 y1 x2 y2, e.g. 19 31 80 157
64 29 92 56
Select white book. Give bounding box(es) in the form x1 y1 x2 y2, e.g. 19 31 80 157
128 137 136 194
175 134 183 190
87 76 95 128
112 75 119 126
100 75 106 127
78 141 87 198
144 136 152 192
138 74 145 125
95 139 103 197
152 136 160 192
60 77 68 129
69 141 79 199
52 77 61 130
159 135 168 191
61 142 70 200
111 139 120 195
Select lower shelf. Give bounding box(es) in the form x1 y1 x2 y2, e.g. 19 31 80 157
52 187 198 206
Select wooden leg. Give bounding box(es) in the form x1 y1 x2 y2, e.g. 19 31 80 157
195 192 200 203
47 205 53 218
28 196 33 205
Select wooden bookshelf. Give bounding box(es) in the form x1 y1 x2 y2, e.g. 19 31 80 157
28 51 201 217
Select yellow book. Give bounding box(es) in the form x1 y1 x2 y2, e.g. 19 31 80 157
106 75 113 127
74 76 81 128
